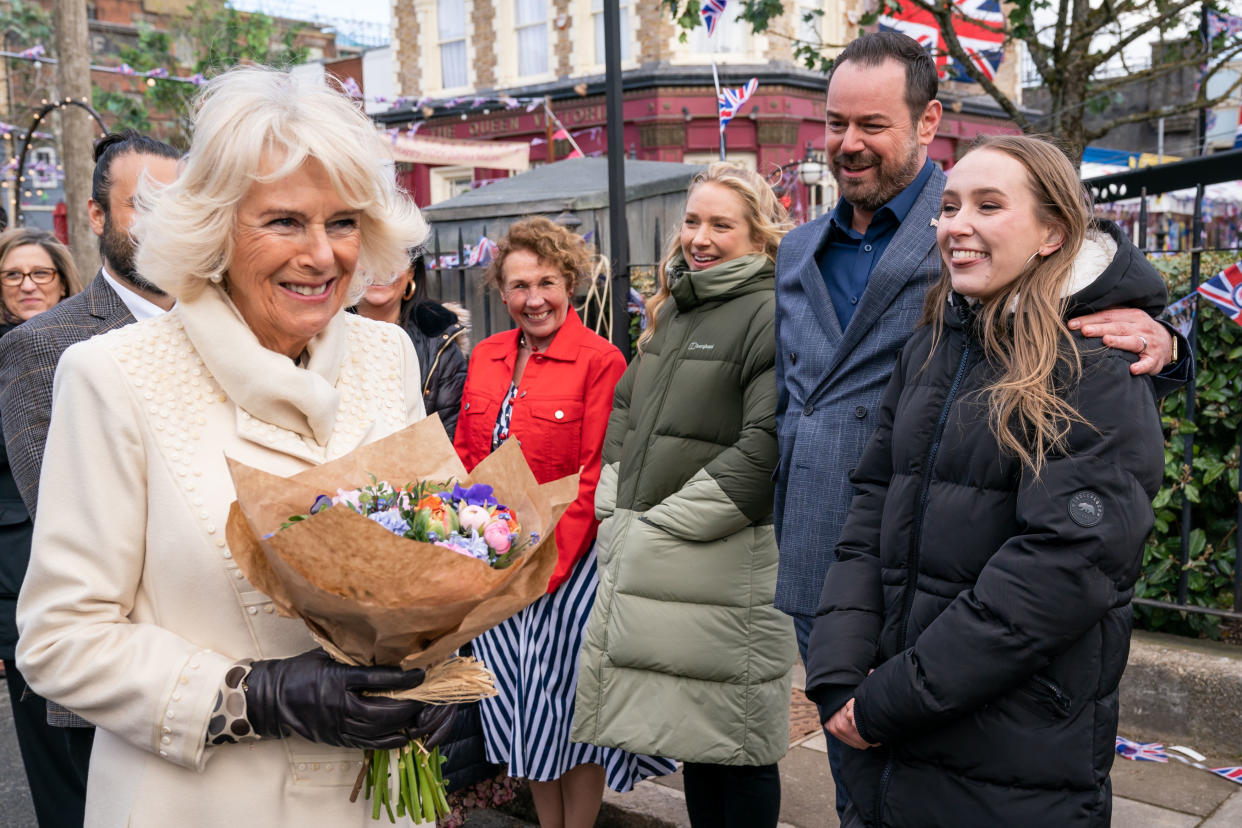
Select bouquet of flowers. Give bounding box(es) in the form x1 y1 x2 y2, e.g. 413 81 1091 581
291 479 533 570
225 415 578 823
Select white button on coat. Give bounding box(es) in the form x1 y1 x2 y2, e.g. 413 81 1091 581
555 410 564 419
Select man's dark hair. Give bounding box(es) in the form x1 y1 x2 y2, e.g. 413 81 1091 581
91 130 180 213
830 32 939 119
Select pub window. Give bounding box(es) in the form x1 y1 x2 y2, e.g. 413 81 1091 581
515 0 549 77
592 0 630 64
438 0 468 89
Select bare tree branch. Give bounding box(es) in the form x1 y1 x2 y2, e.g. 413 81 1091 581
1093 0 1202 66
916 0 1034 131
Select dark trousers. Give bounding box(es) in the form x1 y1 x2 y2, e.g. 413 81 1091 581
682 761 781 828
3 659 93 828
792 613 852 821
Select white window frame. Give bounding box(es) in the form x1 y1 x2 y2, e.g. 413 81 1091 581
429 165 476 205
591 0 632 66
437 0 469 91
680 2 758 63
682 150 757 171
514 0 550 78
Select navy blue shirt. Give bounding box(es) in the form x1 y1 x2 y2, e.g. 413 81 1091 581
817 159 936 331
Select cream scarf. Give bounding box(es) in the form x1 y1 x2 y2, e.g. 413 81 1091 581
176 283 347 446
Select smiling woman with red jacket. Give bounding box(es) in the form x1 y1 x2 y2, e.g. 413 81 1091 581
453 217 674 828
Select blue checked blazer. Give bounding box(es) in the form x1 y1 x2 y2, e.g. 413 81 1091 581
0 272 133 728
0 273 134 518
773 166 946 617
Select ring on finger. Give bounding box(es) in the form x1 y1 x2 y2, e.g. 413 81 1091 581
1138 335 1148 354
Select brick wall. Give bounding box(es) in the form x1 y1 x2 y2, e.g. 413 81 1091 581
394 0 421 97
769 4 796 65
553 0 573 78
636 1 675 64
472 0 497 89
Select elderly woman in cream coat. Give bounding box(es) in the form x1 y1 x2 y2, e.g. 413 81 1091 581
15 68 442 826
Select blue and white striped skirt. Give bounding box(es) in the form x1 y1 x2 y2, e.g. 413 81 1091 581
471 545 677 792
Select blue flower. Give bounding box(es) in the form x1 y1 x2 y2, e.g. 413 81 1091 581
369 508 410 536
451 482 499 508
310 494 334 515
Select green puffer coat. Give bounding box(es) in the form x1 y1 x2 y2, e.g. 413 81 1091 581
573 252 796 766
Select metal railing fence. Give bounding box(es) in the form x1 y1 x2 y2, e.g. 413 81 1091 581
1085 148 1242 623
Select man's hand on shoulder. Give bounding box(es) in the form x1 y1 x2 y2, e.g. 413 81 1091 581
1067 307 1173 376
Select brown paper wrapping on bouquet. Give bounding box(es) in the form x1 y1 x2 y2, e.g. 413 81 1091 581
225 414 579 672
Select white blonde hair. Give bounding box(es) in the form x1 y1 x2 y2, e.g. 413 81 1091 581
132 66 427 303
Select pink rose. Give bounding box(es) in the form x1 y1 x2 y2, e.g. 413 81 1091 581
483 520 511 554
458 504 491 533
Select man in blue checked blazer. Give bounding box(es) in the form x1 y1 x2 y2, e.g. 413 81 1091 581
773 32 1185 821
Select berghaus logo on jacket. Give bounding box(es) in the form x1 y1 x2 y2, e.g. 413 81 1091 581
687 341 715 351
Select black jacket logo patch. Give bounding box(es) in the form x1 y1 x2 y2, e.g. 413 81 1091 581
1069 490 1104 527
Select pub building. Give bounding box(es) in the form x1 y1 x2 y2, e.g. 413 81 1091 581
379 0 1026 214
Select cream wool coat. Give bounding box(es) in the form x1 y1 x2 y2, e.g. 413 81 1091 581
15 284 427 827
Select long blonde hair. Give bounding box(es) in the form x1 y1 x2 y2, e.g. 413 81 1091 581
921 135 1092 475
638 163 792 352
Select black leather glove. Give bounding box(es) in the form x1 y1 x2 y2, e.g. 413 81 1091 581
244 649 434 750
411 703 459 749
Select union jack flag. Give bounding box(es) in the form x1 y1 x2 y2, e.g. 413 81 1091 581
1211 766 1242 784
701 0 729 37
718 77 758 134
1208 9 1242 40
465 236 499 267
880 0 1005 84
1197 262 1242 327
1115 736 1168 763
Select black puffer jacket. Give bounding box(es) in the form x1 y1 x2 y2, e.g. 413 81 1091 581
805 222 1167 827
402 300 468 439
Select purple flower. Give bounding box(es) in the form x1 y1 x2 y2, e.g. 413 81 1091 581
309 494 333 515
451 483 499 508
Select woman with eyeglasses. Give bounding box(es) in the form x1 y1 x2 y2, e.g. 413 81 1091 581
0 228 81 326
453 217 675 828
0 227 83 824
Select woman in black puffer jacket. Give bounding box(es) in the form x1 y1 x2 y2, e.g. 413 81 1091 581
354 251 469 438
805 136 1166 828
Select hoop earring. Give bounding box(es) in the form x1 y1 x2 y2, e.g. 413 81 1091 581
403 280 415 301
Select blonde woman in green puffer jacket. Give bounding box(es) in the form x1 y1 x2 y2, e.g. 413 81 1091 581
573 163 798 828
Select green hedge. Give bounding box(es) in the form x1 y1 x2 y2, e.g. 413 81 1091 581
1138 251 1242 638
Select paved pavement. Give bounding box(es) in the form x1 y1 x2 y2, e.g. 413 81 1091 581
593 661 1242 827
3 661 1239 827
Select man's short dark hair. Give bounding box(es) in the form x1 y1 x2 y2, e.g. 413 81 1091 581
830 32 939 119
91 130 180 213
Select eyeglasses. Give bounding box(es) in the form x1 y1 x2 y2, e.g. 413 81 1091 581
0 267 58 286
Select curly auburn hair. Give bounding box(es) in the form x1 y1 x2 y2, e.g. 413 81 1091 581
486 216 589 294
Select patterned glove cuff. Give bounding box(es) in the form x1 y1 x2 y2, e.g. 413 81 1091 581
206 660 261 746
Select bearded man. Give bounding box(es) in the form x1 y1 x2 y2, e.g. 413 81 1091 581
771 32 1188 820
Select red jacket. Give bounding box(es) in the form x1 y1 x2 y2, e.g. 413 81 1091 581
454 309 626 593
